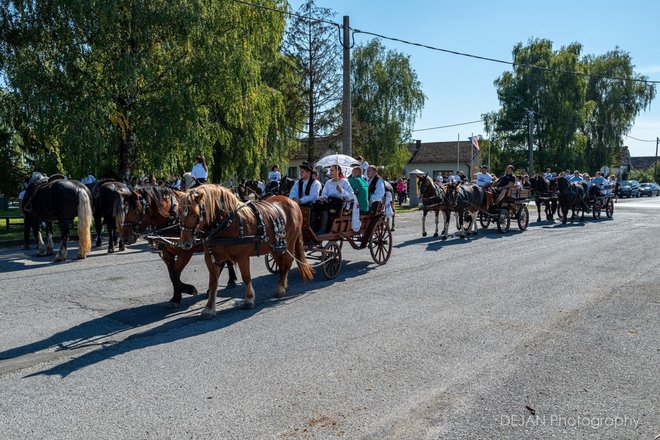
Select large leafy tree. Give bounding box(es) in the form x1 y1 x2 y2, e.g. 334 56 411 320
583 49 656 170
491 39 587 171
284 0 341 162
0 0 292 181
351 39 425 176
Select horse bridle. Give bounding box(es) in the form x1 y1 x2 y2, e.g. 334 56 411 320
180 202 207 240
122 196 149 237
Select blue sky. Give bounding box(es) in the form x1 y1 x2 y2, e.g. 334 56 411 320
290 0 660 158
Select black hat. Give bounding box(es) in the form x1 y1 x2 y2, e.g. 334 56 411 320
480 164 488 169
300 161 314 172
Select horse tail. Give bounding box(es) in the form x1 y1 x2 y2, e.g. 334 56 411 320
77 188 93 257
112 190 124 232
294 233 314 281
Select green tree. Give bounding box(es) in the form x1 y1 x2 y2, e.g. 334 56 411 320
491 39 587 172
351 39 425 176
0 0 292 181
582 49 656 171
284 0 341 162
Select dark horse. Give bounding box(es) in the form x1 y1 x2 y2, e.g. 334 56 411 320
21 174 93 261
264 176 296 198
444 182 486 238
120 185 238 307
178 185 314 319
417 175 450 238
529 175 558 222
86 179 130 253
557 177 590 224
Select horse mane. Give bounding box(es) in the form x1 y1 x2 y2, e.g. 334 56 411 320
140 185 174 218
184 184 254 225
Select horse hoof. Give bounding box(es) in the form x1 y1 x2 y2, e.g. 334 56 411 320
226 281 237 289
200 308 216 319
190 287 199 296
391 228 395 232
108 248 115 254
118 245 125 252
95 242 101 248
46 250 55 256
167 301 181 309
433 233 438 238
242 301 255 310
54 256 65 262
441 235 447 241
422 232 427 237
77 253 85 259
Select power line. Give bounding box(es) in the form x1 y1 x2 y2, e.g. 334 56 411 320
625 134 657 143
351 29 660 86
229 0 660 86
412 120 483 132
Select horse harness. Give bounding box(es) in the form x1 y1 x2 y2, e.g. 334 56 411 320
187 200 287 257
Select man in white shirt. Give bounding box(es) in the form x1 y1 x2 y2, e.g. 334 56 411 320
366 165 385 211
267 165 281 193
475 165 493 189
289 162 322 205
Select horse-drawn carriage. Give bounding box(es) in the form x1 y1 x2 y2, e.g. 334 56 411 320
478 187 531 233
586 183 615 220
264 200 393 280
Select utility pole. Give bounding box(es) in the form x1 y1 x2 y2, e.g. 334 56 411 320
342 16 352 156
655 137 659 182
528 110 534 176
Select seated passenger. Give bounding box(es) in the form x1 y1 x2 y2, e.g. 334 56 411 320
289 161 322 205
366 165 385 212
475 165 493 189
349 166 370 214
316 164 355 234
494 165 516 205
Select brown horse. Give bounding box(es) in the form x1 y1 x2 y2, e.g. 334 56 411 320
417 175 450 238
178 185 313 319
119 185 238 307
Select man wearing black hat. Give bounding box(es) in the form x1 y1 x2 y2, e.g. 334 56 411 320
289 161 322 205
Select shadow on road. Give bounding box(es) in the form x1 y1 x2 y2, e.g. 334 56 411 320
2 259 376 378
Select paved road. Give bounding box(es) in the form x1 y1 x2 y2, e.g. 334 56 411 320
0 197 658 440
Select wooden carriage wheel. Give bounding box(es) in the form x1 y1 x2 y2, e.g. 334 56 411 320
517 205 529 231
264 252 279 274
496 210 510 233
322 241 342 280
369 220 392 266
592 199 601 219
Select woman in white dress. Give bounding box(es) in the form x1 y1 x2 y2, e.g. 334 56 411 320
316 164 355 234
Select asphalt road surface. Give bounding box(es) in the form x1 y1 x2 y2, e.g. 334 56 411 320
0 196 658 440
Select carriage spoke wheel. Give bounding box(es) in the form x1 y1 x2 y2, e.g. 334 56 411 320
264 252 279 274
496 210 510 233
369 221 393 266
592 200 601 219
517 206 529 231
479 211 491 228
322 241 342 280
606 198 614 218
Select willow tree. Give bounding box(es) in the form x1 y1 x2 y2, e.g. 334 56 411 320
0 0 293 180
583 49 656 171
351 39 425 175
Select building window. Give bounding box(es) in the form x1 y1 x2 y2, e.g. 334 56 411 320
288 167 297 178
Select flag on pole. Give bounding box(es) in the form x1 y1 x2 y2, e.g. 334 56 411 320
471 135 480 150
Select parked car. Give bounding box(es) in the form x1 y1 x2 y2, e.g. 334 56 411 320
618 180 641 198
639 182 660 197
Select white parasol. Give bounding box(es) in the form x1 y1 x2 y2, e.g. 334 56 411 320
315 154 359 169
